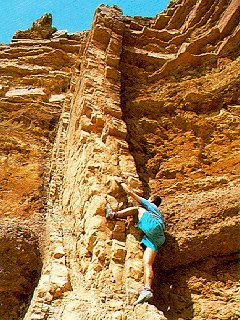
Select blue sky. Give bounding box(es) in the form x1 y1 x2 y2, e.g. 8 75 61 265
0 0 170 44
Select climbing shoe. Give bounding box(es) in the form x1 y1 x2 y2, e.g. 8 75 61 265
133 286 153 306
105 203 116 219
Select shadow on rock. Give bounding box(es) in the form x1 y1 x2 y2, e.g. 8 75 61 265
152 232 194 320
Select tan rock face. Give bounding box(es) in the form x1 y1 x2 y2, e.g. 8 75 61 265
0 14 88 320
1 1 239 319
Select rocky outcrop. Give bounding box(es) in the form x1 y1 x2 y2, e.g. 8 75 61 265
1 1 239 319
12 13 57 40
120 2 240 317
0 14 88 320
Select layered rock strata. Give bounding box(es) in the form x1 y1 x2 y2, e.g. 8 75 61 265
0 13 88 320
1 1 239 319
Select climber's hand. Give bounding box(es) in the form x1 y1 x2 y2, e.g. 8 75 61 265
114 177 124 184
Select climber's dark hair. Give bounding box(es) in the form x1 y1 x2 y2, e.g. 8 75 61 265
150 194 162 207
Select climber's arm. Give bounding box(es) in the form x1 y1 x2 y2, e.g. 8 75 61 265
120 182 142 204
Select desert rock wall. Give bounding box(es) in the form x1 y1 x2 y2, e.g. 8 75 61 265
0 13 88 320
0 13 86 221
25 6 150 320
0 1 239 320
120 1 239 317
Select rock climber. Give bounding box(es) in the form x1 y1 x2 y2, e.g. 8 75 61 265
105 181 165 305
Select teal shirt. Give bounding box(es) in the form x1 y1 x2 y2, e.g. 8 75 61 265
140 198 165 229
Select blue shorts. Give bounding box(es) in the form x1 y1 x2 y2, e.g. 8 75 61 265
138 211 165 252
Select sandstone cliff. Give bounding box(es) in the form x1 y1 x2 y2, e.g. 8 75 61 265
0 1 239 319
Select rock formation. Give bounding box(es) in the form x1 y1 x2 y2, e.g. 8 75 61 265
0 1 239 319
0 13 88 319
12 13 57 40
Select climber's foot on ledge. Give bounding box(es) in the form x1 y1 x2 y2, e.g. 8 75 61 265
105 203 116 219
133 287 153 306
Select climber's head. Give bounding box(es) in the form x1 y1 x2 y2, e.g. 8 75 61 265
149 194 162 207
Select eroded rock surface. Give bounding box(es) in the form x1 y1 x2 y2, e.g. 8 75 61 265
0 1 239 319
0 13 87 320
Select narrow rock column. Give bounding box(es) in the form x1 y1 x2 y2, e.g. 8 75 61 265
24 5 145 320
61 4 143 304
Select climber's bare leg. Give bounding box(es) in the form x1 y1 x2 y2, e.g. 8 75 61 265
133 247 156 305
115 207 138 218
143 247 157 287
